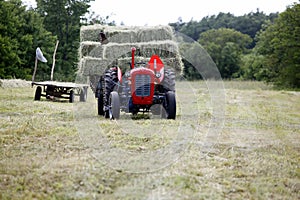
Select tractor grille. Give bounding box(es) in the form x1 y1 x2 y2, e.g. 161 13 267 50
135 75 151 96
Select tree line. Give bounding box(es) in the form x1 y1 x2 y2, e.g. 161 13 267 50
0 0 299 88
170 3 299 88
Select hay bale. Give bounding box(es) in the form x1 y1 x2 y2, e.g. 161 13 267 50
103 40 179 60
78 57 114 76
80 25 173 43
137 26 173 42
80 25 103 42
81 25 139 42
79 41 104 58
103 43 137 60
106 30 138 43
138 40 179 58
162 57 184 73
80 41 180 60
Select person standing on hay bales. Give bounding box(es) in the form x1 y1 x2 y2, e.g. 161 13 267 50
99 31 109 45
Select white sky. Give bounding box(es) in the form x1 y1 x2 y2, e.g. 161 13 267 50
23 0 297 26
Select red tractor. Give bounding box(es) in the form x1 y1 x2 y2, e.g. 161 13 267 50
95 47 176 119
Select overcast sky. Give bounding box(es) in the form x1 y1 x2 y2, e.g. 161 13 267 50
23 0 297 26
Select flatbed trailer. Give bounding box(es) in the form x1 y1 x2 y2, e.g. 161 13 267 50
32 81 88 103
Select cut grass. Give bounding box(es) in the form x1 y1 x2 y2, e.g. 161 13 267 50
0 81 299 199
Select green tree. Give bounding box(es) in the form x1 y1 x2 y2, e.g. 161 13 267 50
255 3 300 88
25 9 57 81
0 0 56 80
36 0 93 81
240 52 266 80
198 28 252 79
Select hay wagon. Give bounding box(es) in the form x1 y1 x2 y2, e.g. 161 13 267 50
32 42 89 103
32 81 88 103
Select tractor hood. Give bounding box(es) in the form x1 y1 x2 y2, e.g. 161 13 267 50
130 67 155 105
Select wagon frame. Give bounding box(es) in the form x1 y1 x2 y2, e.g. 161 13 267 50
32 81 88 103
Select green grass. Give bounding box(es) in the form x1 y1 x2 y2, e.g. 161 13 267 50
0 81 299 199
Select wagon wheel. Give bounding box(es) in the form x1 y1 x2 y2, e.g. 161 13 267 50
69 90 75 103
34 86 42 101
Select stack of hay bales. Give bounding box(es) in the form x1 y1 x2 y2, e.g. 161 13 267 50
77 25 183 89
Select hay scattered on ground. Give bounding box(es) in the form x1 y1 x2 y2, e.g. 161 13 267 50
0 79 31 88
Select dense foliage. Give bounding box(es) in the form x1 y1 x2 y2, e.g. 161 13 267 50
0 0 56 80
0 0 93 81
255 3 300 88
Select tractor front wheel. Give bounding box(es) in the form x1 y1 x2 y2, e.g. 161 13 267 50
109 91 120 119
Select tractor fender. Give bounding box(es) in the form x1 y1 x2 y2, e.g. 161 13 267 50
148 55 164 84
117 67 122 83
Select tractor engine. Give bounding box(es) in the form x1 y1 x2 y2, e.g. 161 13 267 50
130 67 155 105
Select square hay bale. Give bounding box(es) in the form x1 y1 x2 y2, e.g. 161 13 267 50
106 30 138 43
80 25 103 42
80 42 103 58
162 57 184 74
80 25 174 43
138 40 179 58
103 43 138 60
103 41 180 60
79 57 115 76
137 26 173 42
81 25 139 43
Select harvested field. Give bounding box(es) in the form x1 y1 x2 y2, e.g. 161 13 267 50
0 81 299 199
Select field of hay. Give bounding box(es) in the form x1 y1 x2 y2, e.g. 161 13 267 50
0 81 299 199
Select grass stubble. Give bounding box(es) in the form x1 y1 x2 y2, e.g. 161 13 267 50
0 81 299 199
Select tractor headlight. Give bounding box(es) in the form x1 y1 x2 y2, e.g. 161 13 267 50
155 72 161 78
125 71 130 77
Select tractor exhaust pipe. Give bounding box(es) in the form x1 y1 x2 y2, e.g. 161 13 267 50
131 47 136 69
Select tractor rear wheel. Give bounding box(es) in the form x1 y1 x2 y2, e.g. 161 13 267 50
163 69 175 92
104 68 118 118
109 91 120 119
98 94 104 115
